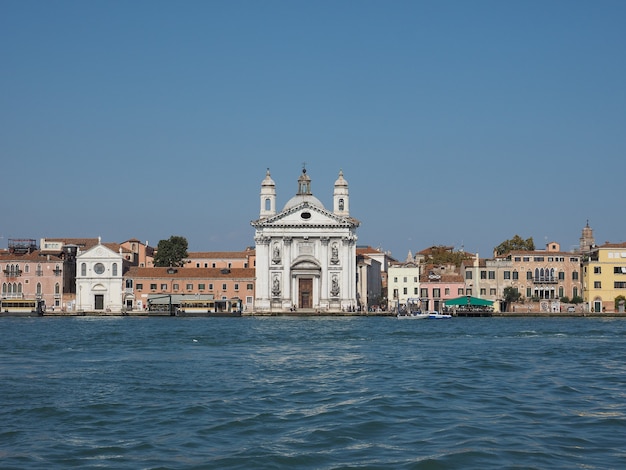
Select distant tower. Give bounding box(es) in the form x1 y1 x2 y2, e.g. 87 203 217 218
333 169 349 216
579 220 595 254
259 169 276 218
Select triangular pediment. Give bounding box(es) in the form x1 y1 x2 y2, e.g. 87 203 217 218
252 202 359 228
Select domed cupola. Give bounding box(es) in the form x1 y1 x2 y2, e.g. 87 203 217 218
333 169 349 216
283 167 324 210
260 168 276 218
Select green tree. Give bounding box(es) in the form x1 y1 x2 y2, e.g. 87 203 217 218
154 235 189 267
424 246 473 267
494 235 535 256
502 286 522 312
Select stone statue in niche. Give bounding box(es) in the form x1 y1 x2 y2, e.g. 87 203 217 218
272 276 281 297
330 274 340 297
330 243 339 264
272 244 281 264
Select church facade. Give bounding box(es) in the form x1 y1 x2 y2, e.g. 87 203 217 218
251 168 359 313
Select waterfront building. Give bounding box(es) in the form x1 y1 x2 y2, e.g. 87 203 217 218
419 264 465 312
356 247 382 311
75 239 127 313
1 239 63 311
387 257 421 312
582 241 626 313
186 248 255 270
124 266 255 312
251 168 359 313
492 241 582 313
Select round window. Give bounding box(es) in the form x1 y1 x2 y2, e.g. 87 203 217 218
301 212 311 219
94 263 105 274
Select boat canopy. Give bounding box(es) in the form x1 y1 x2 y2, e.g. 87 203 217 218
444 296 494 307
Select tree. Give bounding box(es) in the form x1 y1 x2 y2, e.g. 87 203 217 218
494 235 535 256
423 246 473 267
502 286 522 312
154 235 189 267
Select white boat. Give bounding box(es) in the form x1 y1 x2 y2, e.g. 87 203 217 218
427 311 452 319
397 311 429 319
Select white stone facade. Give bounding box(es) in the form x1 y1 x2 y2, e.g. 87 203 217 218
76 241 124 313
251 169 359 313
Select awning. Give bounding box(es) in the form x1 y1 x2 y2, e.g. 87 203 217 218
444 296 494 307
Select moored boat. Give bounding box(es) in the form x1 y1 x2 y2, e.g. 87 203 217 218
428 311 452 319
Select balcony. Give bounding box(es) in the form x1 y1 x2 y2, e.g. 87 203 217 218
3 269 23 277
532 277 558 284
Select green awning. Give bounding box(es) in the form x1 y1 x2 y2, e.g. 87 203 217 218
444 296 494 307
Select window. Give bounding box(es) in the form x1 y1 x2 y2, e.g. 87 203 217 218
558 287 564 297
445 288 450 295
186 284 193 290
234 283 239 291
173 284 179 291
433 288 440 297
572 287 578 298
414 287 418 295
490 288 496 295
513 271 519 280
37 282 42 295
55 283 60 295
614 282 626 289
25 264 30 273
113 263 118 276
414 277 418 283
209 284 213 290
488 271 495 280
420 288 428 298
466 289 472 296
403 277 407 283
594 281 601 288
161 284 167 290
222 283 227 291
466 272 472 280
247 284 253 290
198 283 205 290
534 257 544 262
594 266 601 274
514 257 521 262
81 263 87 276
614 267 626 274
403 287 407 295
504 271 511 280
150 283 157 290
136 283 143 290
572 271 579 280
212 263 216 268
480 288 486 295
523 257 530 262
527 271 533 280
458 288 464 295
196 263 200 268
393 277 398 282
526 287 532 298
480 271 487 279
558 272 565 280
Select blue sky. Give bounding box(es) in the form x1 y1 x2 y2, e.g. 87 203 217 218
2 0 625 259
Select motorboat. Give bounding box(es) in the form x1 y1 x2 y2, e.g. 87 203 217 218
428 311 452 319
397 311 429 319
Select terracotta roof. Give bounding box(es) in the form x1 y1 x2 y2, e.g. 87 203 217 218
187 251 250 259
126 267 255 279
0 250 62 262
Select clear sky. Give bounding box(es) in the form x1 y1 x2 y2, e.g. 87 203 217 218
2 0 625 259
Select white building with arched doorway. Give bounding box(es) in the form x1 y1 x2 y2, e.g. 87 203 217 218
251 168 359 313
76 239 125 313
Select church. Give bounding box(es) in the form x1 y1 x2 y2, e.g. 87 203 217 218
251 168 360 313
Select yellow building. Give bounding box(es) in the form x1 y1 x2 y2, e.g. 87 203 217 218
583 242 626 313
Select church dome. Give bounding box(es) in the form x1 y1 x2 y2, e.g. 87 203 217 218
283 193 325 210
282 168 325 210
